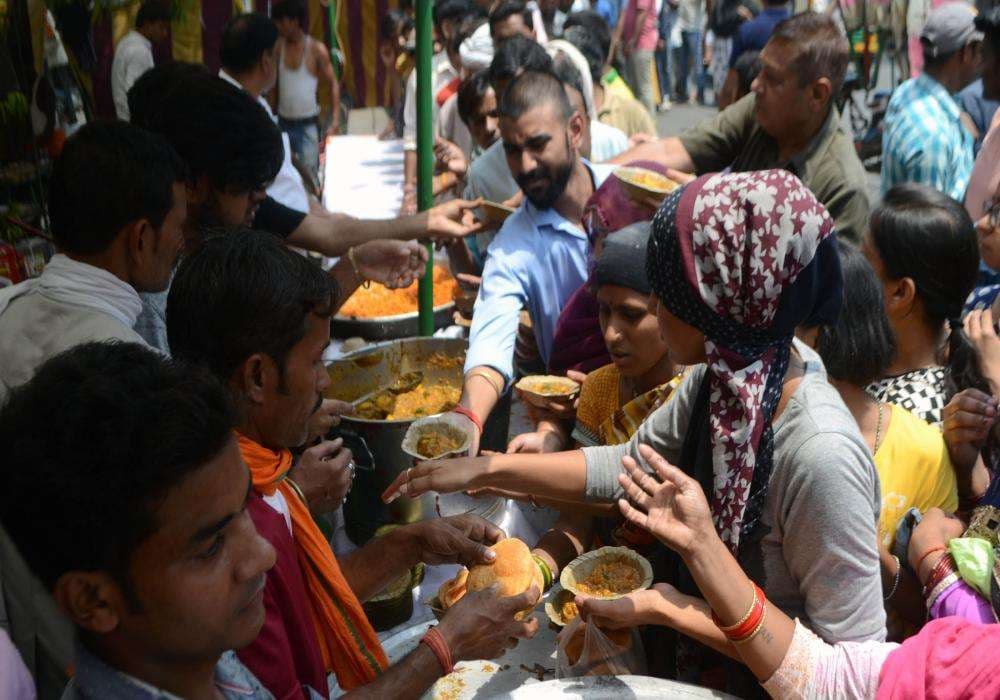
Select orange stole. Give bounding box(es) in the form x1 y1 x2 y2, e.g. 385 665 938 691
236 433 387 689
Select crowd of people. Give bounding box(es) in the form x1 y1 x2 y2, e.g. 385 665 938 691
4 0 1000 698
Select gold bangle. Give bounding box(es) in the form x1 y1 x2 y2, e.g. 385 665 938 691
285 477 308 506
716 581 759 632
732 605 768 645
346 246 371 289
465 369 503 397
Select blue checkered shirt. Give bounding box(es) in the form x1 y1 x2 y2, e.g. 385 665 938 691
881 73 974 201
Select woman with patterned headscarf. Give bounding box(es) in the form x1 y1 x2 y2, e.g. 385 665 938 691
385 170 885 690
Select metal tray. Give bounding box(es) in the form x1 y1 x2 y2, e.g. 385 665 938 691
331 302 456 340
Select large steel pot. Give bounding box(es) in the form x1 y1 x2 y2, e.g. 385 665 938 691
326 337 509 545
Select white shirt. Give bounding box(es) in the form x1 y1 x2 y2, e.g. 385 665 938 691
590 120 630 162
403 51 459 151
112 30 154 120
465 161 615 382
219 69 310 213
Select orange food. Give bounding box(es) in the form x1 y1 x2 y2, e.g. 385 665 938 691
576 558 642 597
338 265 458 319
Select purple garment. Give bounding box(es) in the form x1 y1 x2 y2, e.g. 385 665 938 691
929 579 996 624
548 160 668 376
0 629 35 700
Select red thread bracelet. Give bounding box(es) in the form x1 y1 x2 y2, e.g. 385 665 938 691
452 406 484 435
915 546 947 574
420 626 454 675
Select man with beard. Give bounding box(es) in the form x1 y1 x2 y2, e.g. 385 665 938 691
452 70 614 452
167 231 540 698
127 67 438 355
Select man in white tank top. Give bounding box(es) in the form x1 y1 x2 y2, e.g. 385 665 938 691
272 0 341 179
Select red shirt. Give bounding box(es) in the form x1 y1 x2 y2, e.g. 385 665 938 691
238 493 327 699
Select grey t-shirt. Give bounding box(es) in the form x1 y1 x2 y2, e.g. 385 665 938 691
583 341 886 644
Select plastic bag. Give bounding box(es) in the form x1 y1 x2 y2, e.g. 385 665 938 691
949 537 996 598
555 616 646 679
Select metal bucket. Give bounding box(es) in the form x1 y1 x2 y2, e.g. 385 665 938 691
326 337 508 545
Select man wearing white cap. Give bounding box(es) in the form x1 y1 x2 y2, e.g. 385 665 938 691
882 1 983 201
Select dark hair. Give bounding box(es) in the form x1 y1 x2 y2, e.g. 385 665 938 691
167 230 337 385
975 8 1000 55
488 35 553 90
815 245 895 386
450 15 486 56
380 9 413 42
433 0 473 32
563 25 604 82
220 13 279 74
551 52 585 108
135 0 170 27
0 341 236 594
733 50 762 96
128 61 211 126
564 11 611 63
489 0 534 35
869 184 981 392
458 69 493 125
271 0 305 23
500 69 574 121
769 12 849 96
48 121 185 255
130 68 283 194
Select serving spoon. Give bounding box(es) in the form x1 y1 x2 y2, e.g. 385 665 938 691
350 371 424 409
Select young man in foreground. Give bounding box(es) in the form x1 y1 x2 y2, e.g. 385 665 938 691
0 342 278 698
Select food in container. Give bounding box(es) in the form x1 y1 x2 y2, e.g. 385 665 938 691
544 584 579 627
515 375 580 409
480 200 516 227
356 381 461 421
401 414 473 461
560 546 653 600
613 166 681 198
336 264 458 319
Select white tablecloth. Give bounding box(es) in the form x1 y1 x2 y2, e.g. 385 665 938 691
322 135 404 219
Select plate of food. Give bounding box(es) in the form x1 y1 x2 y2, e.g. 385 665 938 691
515 375 580 409
613 166 681 203
543 583 579 627
560 546 653 601
401 414 473 461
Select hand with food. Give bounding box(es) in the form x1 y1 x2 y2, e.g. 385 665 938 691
289 438 355 514
304 398 355 443
575 582 695 630
403 514 505 567
436 585 541 662
425 198 484 241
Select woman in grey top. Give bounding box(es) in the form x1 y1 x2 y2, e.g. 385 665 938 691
384 171 885 680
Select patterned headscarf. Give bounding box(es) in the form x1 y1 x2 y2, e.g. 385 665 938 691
648 170 841 552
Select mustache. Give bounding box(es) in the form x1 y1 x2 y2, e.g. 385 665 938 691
517 169 549 185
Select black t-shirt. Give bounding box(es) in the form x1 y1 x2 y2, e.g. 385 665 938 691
254 196 307 239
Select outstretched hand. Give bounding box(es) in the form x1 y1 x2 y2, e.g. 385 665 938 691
352 239 428 289
426 198 484 240
382 456 489 503
617 444 715 558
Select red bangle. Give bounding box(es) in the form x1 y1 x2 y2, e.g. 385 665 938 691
712 584 767 642
420 626 453 675
922 553 958 598
452 406 483 435
915 546 947 574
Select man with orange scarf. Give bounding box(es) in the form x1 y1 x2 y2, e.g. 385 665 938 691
167 230 540 699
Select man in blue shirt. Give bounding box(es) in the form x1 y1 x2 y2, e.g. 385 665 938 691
881 2 981 201
719 0 789 108
454 70 614 452
0 342 279 699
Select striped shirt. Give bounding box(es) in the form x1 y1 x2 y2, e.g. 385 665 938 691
881 73 974 201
